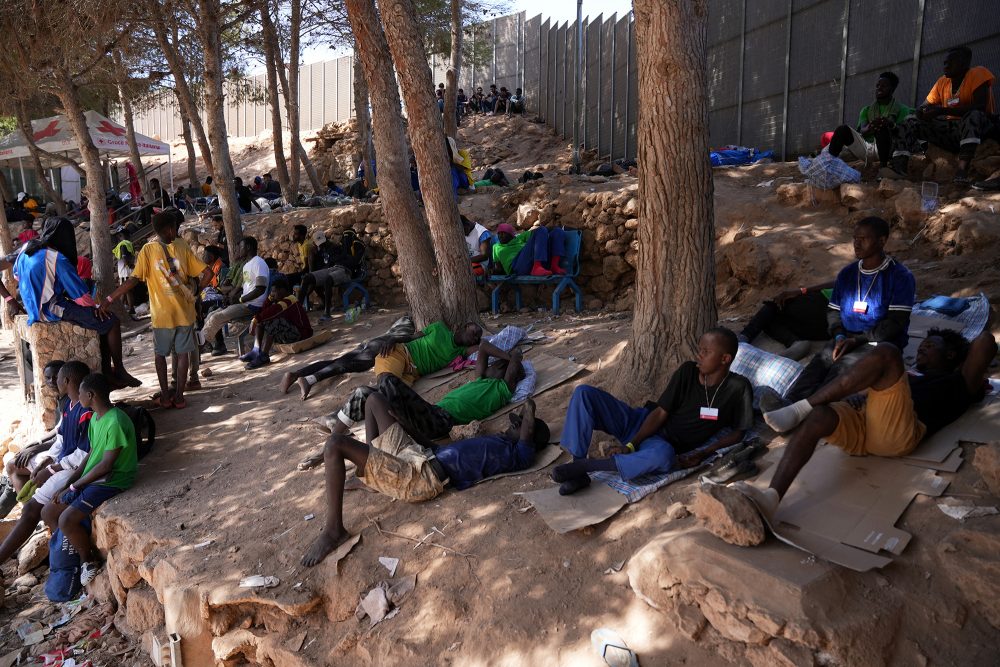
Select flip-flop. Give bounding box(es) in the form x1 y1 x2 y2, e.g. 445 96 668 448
591 628 639 667
158 396 174 409
172 397 188 409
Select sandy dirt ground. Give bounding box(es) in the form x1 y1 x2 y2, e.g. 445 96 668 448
1 115 999 667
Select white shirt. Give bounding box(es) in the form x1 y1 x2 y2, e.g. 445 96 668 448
241 255 269 308
464 222 490 258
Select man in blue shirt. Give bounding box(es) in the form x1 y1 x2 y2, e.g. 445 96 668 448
781 217 915 403
301 399 550 567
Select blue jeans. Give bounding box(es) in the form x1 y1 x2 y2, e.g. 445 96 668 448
561 385 676 480
511 227 566 275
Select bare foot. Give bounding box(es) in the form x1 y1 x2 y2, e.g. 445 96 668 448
116 371 143 388
297 448 325 471
279 372 296 395
301 528 351 567
297 377 313 400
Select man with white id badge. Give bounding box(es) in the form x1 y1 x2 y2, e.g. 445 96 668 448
550 328 754 496
780 217 916 405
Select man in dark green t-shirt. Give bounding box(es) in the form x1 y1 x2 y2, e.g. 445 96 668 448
828 71 912 167
41 373 138 587
353 342 528 441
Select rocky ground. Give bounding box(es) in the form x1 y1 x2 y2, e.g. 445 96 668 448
1 115 999 666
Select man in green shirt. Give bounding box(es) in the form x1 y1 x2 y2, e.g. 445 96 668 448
828 71 912 168
42 373 138 587
491 223 567 277
361 343 528 440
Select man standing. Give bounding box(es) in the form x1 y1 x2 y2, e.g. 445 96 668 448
889 46 996 184
778 217 915 404
828 72 911 168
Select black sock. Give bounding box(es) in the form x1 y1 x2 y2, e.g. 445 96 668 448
551 457 617 482
559 476 591 496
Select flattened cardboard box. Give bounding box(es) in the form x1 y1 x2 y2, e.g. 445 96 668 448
750 445 949 572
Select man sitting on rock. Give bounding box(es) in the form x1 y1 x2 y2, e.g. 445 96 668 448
301 398 549 567
888 46 997 184
197 236 269 354
0 218 141 388
713 328 997 540
492 223 567 278
0 361 93 585
776 217 915 405
241 277 312 370
828 72 911 169
551 328 754 495
280 318 483 401
298 230 364 321
330 342 533 441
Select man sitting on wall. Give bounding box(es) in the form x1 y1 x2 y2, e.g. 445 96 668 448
828 72 911 168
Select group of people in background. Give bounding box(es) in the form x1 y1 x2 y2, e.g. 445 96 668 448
435 82 525 122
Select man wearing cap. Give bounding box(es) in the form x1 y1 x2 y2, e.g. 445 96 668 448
461 215 492 277
492 222 566 277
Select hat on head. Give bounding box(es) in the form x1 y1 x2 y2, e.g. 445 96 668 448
312 230 327 246
17 192 26 201
497 223 516 236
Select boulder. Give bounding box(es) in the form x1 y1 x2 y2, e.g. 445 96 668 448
622 198 638 217
973 442 1000 497
690 484 765 547
124 584 165 636
877 178 906 199
922 144 957 182
624 218 639 230
602 256 630 281
776 182 806 206
17 530 49 574
839 183 874 210
954 214 1000 254
894 187 924 226
938 529 1000 629
722 237 772 287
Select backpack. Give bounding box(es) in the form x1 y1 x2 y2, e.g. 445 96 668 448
45 522 89 602
114 402 156 460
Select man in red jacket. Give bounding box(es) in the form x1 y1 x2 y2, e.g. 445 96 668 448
242 277 312 370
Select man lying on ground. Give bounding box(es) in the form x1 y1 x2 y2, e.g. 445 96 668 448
551 328 753 495
241 277 312 370
779 216 915 404
2 360 66 512
280 318 483 400
0 362 92 587
41 372 138 586
301 398 549 567
723 328 997 529
739 283 834 361
1 218 140 388
331 342 532 441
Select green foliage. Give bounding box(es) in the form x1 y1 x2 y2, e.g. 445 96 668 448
0 116 18 137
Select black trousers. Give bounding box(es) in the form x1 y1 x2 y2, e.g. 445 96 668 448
740 292 830 348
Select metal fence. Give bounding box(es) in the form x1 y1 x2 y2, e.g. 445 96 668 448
126 4 1000 161
710 0 1000 159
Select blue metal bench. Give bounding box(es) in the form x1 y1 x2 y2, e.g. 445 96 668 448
341 262 371 312
489 228 584 315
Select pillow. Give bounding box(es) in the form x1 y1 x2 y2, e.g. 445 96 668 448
731 343 804 399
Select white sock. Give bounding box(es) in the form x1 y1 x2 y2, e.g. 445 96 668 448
336 410 355 428
764 399 813 433
304 374 318 386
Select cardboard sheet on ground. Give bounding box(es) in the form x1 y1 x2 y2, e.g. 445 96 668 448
475 445 564 485
748 445 948 571
517 483 627 533
902 391 1000 465
276 329 335 354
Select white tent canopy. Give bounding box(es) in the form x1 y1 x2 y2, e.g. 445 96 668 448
0 110 169 164
0 110 172 195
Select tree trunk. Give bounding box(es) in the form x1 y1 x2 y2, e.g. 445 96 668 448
197 0 243 262
296 138 323 195
378 0 480 327
16 105 67 214
352 52 376 188
345 0 444 328
0 171 14 330
153 19 214 175
614 0 717 402
443 0 462 138
287 0 303 201
178 109 199 186
55 77 116 297
260 1 291 196
113 50 147 200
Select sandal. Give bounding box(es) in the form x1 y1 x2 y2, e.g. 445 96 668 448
158 396 173 409
172 397 188 409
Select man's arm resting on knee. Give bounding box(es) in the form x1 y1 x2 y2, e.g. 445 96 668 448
627 407 669 450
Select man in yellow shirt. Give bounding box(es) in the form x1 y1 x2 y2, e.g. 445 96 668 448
890 46 997 184
106 213 212 409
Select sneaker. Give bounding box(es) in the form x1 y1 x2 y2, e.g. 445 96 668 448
239 348 259 362
953 171 971 186
705 458 759 484
971 178 1000 192
80 560 103 586
757 387 789 414
246 353 270 370
211 345 229 357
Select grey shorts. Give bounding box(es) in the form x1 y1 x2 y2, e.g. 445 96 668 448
153 325 196 356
